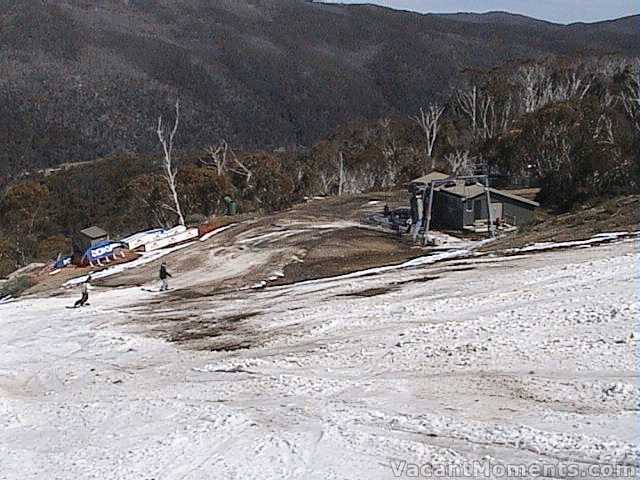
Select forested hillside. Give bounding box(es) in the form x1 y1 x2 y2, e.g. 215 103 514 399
1 0 639 177
2 53 639 278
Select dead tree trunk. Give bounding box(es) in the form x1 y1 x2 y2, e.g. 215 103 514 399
445 150 474 176
204 141 253 187
156 99 185 226
411 104 445 173
206 140 230 176
455 86 478 135
622 59 640 134
338 151 345 196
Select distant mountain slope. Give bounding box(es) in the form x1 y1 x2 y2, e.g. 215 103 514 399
0 0 638 174
437 11 639 33
569 15 639 35
435 11 562 28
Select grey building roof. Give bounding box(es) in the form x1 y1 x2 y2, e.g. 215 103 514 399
436 181 540 208
410 171 451 185
487 188 540 207
80 226 108 239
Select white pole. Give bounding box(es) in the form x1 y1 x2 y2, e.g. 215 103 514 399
423 185 436 246
338 151 345 196
483 175 496 237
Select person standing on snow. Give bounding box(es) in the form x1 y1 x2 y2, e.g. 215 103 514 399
159 262 172 291
74 273 92 308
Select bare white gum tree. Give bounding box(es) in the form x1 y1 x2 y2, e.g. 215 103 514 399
206 140 230 176
517 64 549 113
156 99 185 226
621 59 640 133
204 140 253 185
455 86 478 135
338 151 345 196
411 104 445 173
379 118 402 188
530 124 573 182
445 150 475 176
317 150 349 196
594 92 617 146
318 171 337 196
456 84 514 140
516 63 591 114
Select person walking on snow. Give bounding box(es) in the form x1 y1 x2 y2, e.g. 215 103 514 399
74 273 92 308
159 262 172 291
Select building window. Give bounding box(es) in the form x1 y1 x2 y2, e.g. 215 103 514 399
465 200 473 212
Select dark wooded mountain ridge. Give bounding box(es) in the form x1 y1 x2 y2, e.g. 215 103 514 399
1 0 638 175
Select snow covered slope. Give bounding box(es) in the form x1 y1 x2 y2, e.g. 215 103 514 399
0 238 638 479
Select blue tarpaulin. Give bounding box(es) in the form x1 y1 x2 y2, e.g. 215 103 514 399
54 256 72 270
83 241 125 263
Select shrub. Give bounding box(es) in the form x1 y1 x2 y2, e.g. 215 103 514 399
36 235 71 262
0 275 36 299
185 213 207 226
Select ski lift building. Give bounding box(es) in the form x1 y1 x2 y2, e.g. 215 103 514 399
431 180 539 229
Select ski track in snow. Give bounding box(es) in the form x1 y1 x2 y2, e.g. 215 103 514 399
0 237 638 479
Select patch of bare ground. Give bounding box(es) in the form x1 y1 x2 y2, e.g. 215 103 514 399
271 226 424 286
391 275 441 286
336 286 399 298
484 195 640 251
290 191 408 221
139 311 263 352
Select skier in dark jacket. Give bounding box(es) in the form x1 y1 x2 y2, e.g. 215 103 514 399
159 262 172 291
74 273 92 308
